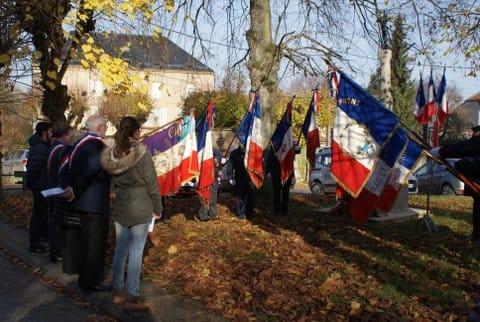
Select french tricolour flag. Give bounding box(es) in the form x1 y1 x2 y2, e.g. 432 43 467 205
436 70 448 126
331 70 398 198
331 70 424 224
196 100 215 204
271 101 295 185
244 93 264 188
414 75 426 123
377 137 424 213
424 71 436 124
142 113 199 196
301 91 320 168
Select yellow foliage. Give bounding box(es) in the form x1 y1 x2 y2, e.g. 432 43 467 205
45 80 56 90
81 44 92 53
25 14 33 21
145 9 153 21
153 27 162 40
138 85 148 95
33 51 43 59
80 59 90 68
87 36 95 45
53 58 61 66
0 54 11 64
84 52 96 62
46 70 57 80
120 2 134 12
164 0 175 12
130 74 142 83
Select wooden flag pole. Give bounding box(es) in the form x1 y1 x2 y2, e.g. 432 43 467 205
140 116 183 139
296 88 319 145
221 91 258 160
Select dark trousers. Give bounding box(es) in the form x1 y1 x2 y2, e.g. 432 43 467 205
29 190 48 250
198 185 218 220
78 212 109 288
48 206 63 259
236 183 254 219
472 197 480 239
62 226 81 274
272 177 291 215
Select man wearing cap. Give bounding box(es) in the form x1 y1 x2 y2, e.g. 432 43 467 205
430 125 480 241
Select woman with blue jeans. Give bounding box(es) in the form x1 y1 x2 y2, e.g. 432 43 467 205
101 116 162 310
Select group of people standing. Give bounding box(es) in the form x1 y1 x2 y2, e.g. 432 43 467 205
26 115 161 311
24 114 299 311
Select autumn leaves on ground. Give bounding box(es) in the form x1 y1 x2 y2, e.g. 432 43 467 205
1 191 479 321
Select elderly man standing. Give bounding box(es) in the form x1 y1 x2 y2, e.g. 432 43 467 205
67 115 111 292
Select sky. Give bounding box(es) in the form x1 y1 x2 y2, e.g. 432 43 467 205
153 2 480 103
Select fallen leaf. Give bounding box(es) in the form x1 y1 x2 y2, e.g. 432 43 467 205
167 245 178 254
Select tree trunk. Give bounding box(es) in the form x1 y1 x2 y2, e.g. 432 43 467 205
43 84 69 125
246 0 280 144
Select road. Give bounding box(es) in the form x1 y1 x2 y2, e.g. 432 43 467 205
0 251 96 322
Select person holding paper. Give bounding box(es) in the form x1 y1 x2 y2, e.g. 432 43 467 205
101 116 162 311
46 123 73 263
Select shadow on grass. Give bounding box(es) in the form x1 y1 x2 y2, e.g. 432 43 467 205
247 193 480 314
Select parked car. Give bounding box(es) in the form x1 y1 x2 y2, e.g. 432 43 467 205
309 148 336 195
1 149 28 176
308 147 418 195
414 158 464 195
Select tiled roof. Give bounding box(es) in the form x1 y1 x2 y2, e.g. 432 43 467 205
76 33 213 72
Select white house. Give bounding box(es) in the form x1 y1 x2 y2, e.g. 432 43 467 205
61 33 215 128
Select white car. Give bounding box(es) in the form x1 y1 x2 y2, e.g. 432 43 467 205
2 149 28 176
308 148 418 195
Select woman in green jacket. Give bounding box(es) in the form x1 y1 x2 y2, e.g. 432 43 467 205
101 116 162 310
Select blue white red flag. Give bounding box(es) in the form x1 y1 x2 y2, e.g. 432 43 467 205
331 70 424 224
244 93 264 188
424 70 436 124
301 91 320 167
377 137 424 213
236 102 254 147
436 70 448 126
196 100 215 204
271 101 295 185
143 113 199 196
414 75 426 123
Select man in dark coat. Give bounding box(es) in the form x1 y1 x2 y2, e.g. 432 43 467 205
46 123 73 262
266 143 301 216
227 144 254 219
26 121 52 254
432 125 480 241
67 115 111 292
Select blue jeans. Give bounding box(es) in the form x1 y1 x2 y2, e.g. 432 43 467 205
112 222 149 296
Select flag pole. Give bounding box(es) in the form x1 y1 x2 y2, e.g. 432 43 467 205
296 88 319 145
265 94 296 152
400 120 480 195
221 91 257 159
140 116 184 139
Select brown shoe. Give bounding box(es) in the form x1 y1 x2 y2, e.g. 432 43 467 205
123 295 151 311
112 289 125 305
